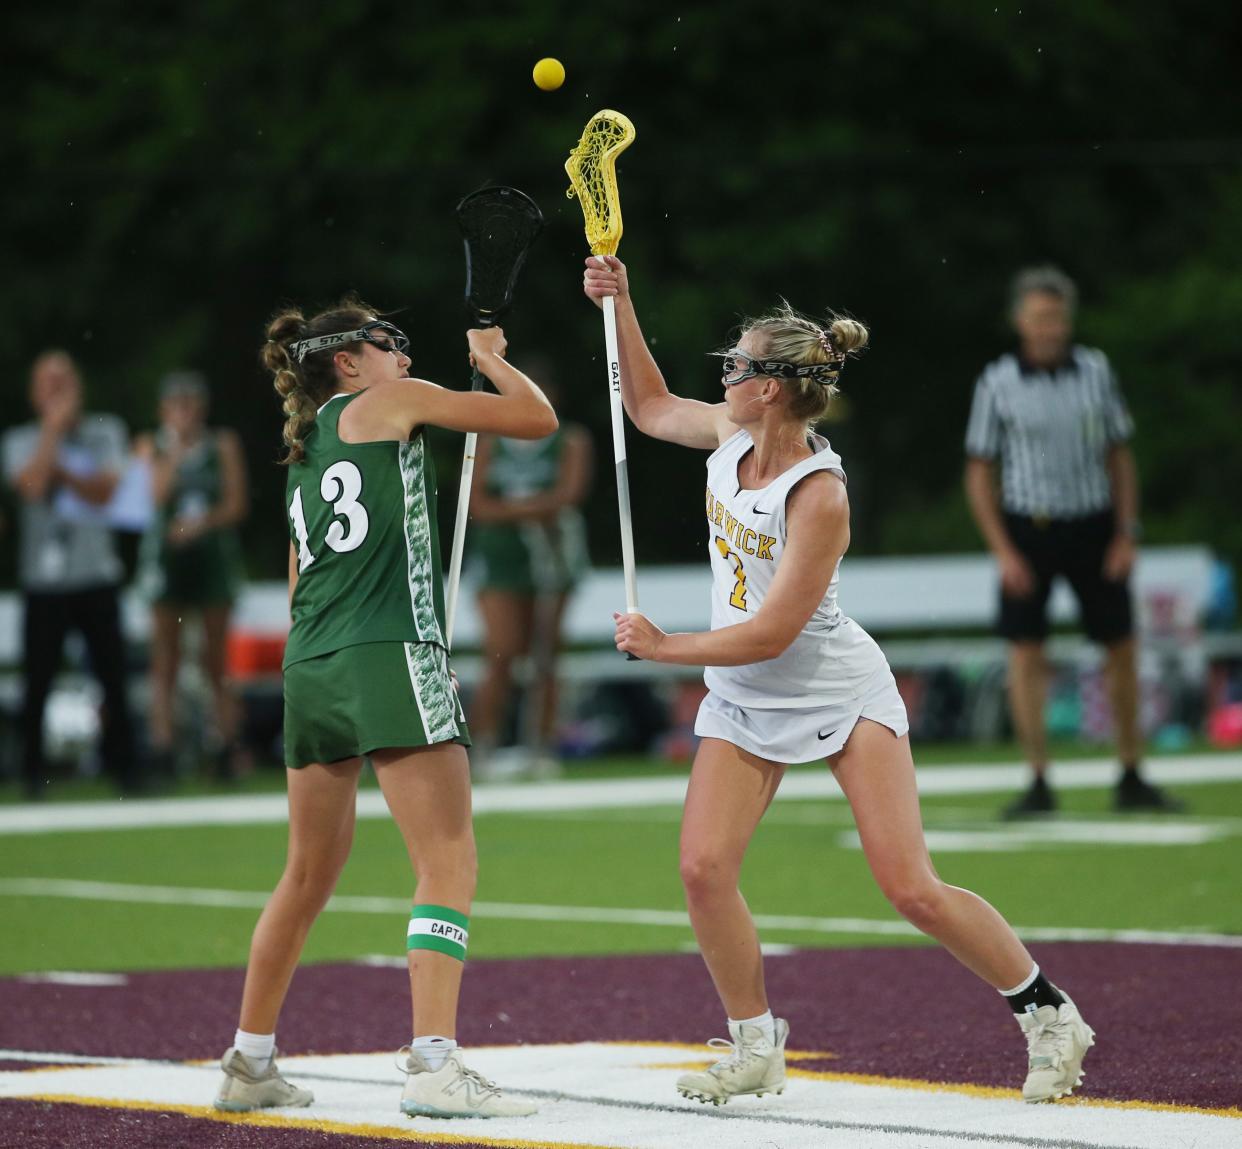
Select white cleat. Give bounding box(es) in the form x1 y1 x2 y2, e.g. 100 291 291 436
213 1048 313 1112
676 1018 789 1105
1017 993 1096 1102
399 1047 538 1118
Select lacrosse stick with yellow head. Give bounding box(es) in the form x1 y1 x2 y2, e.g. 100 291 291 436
566 109 640 620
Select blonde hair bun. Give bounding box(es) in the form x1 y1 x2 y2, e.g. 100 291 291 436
828 316 869 355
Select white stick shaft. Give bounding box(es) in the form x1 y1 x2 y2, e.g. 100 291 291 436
602 294 639 613
444 430 478 648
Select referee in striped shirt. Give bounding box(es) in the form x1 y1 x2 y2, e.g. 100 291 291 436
964 266 1182 817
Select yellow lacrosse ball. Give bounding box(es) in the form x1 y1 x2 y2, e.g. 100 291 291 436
532 57 565 91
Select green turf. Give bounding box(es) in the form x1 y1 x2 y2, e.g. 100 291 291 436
1 767 1237 974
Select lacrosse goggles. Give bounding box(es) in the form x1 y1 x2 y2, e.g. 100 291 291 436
718 348 845 388
290 319 410 364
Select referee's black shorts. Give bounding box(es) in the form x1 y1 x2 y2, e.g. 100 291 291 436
998 510 1133 644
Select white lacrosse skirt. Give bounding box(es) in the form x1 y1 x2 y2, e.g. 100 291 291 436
694 620 910 764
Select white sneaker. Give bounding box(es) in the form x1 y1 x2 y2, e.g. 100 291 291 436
1017 993 1096 1102
676 1018 789 1105
399 1047 538 1118
213 1048 313 1111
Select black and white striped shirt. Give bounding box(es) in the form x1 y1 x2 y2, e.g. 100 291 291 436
964 346 1133 518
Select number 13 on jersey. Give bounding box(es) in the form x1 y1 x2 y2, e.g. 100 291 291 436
289 460 371 573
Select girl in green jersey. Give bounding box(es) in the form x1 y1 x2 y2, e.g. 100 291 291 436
136 371 249 780
214 297 555 1120
469 370 593 778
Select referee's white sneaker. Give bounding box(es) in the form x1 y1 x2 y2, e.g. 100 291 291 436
399 1048 537 1118
213 1048 313 1111
677 1018 789 1105
1017 994 1095 1102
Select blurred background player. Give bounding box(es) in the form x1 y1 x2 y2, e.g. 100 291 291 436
214 299 551 1120
1 350 141 797
964 266 1183 818
468 370 592 778
135 370 249 780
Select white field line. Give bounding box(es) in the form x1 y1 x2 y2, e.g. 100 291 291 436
16 971 129 986
890 820 1233 853
1 1046 1238 1149
1 876 1239 948
1 753 1240 836
0 1049 155 1067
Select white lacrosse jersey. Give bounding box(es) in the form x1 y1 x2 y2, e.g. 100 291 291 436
702 429 887 709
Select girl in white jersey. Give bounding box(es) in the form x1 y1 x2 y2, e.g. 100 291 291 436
583 256 1095 1107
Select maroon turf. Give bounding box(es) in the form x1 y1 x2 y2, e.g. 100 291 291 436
2 944 1240 1111
0 1100 505 1148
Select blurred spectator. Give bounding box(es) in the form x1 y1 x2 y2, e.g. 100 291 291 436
1 350 140 797
964 267 1182 817
135 371 249 779
468 374 592 778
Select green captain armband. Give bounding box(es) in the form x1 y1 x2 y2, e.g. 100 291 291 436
407 904 470 962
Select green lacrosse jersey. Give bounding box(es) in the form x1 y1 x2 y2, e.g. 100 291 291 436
472 429 589 594
283 392 446 668
165 430 226 518
484 432 564 499
138 430 243 605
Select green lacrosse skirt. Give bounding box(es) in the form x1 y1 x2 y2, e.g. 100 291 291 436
282 641 470 768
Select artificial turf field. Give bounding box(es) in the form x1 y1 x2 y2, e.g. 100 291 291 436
2 747 1240 1147
2 748 1242 973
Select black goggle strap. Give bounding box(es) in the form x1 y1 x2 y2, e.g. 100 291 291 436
290 321 409 364
774 359 845 386
721 354 845 386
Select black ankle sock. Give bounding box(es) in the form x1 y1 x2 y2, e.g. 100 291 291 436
1118 764 1143 787
1002 971 1065 1015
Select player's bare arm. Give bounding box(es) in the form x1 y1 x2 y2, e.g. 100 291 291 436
287 541 298 607
584 256 738 449
402 375 558 440
211 428 250 531
345 327 556 443
614 472 848 664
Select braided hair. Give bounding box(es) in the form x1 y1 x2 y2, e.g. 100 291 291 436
260 296 375 464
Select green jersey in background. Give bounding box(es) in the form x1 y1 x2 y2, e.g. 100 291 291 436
140 429 242 606
473 430 589 595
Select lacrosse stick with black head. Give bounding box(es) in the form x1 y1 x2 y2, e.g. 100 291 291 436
443 186 544 648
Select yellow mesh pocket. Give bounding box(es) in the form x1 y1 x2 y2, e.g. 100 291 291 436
565 109 636 256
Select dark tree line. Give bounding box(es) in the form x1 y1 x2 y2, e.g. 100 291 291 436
6 1 1241 584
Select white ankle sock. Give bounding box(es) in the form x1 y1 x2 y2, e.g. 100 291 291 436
234 1029 275 1066
412 1035 457 1070
728 1010 776 1043
998 963 1039 997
